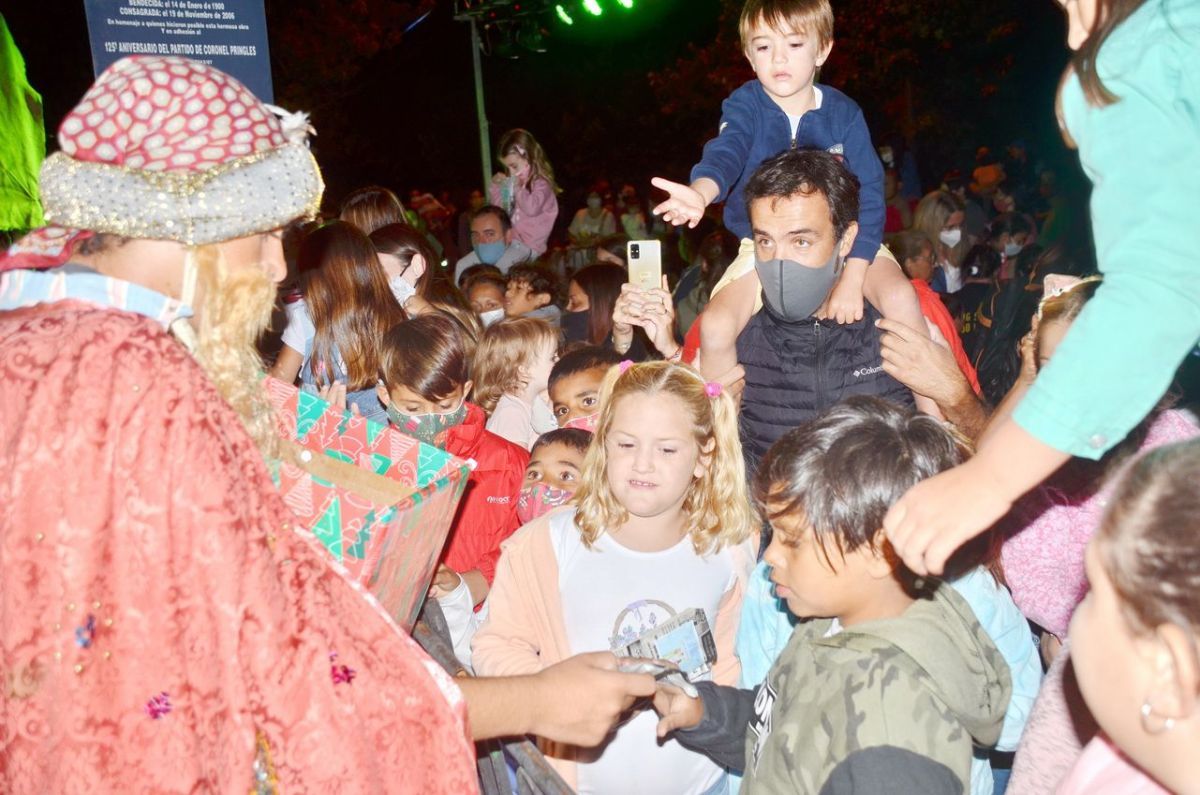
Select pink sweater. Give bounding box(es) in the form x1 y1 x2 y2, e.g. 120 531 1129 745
472 507 755 789
490 176 558 256
1001 410 1197 638
1057 736 1170 794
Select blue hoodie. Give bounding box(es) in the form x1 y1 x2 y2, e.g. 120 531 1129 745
690 80 885 263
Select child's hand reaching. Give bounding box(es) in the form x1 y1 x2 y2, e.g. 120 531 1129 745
653 683 704 738
650 178 707 228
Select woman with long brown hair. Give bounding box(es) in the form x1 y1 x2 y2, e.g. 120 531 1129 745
270 220 406 421
369 222 437 316
562 263 625 346
339 185 408 235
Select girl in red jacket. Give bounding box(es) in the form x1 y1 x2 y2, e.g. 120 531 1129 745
378 313 529 669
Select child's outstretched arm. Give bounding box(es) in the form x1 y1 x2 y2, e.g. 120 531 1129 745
861 254 942 418
699 267 760 381
886 21 1200 577
654 86 756 228
822 106 886 324
842 108 887 265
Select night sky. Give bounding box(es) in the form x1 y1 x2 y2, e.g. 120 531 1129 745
5 0 1079 211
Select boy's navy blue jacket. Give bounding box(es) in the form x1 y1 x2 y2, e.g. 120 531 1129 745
690 80 885 263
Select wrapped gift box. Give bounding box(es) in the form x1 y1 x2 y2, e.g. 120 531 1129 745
266 377 471 632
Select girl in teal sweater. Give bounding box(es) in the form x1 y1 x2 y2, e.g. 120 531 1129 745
886 0 1200 575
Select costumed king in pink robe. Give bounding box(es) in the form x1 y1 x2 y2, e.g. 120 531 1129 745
0 56 478 793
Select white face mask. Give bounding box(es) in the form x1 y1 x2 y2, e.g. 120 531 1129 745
479 308 505 327
531 393 559 435
939 228 962 248
1003 241 1023 258
389 273 416 306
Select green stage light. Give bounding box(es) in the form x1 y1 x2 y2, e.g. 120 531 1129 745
555 3 575 23
582 0 602 15
617 0 633 7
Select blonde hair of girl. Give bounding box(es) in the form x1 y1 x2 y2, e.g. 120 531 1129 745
573 360 757 556
913 189 967 267
471 317 559 415
497 129 561 195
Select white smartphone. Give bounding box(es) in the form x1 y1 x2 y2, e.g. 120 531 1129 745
627 239 662 290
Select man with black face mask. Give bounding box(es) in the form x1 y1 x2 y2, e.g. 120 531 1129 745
736 149 914 472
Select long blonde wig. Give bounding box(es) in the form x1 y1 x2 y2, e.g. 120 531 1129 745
573 360 757 556
186 244 287 463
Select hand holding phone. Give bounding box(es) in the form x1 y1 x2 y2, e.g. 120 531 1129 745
627 240 662 291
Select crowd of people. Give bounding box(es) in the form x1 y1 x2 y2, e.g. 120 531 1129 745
1 0 1197 793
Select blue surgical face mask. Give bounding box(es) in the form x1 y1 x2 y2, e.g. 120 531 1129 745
475 241 506 265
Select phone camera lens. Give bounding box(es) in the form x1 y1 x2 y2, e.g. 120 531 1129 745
631 244 640 257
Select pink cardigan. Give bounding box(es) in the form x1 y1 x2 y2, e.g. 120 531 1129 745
473 507 756 788
1001 410 1197 638
490 176 558 256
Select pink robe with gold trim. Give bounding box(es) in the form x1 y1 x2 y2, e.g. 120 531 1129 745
0 301 479 793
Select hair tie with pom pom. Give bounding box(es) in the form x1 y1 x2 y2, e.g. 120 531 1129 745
618 359 634 374
704 382 723 398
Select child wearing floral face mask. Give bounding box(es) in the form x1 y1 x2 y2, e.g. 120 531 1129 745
378 314 528 670
517 428 592 524
548 345 624 432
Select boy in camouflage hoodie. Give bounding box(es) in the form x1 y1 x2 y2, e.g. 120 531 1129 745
654 397 1011 794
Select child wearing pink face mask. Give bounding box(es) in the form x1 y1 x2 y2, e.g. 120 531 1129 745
517 428 593 524
548 346 624 432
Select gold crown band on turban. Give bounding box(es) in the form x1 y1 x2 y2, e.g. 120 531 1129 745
39 141 324 246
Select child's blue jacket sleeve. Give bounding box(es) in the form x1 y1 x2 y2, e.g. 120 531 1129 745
841 109 886 263
690 88 756 205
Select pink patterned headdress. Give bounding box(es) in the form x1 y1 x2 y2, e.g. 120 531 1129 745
3 56 323 270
